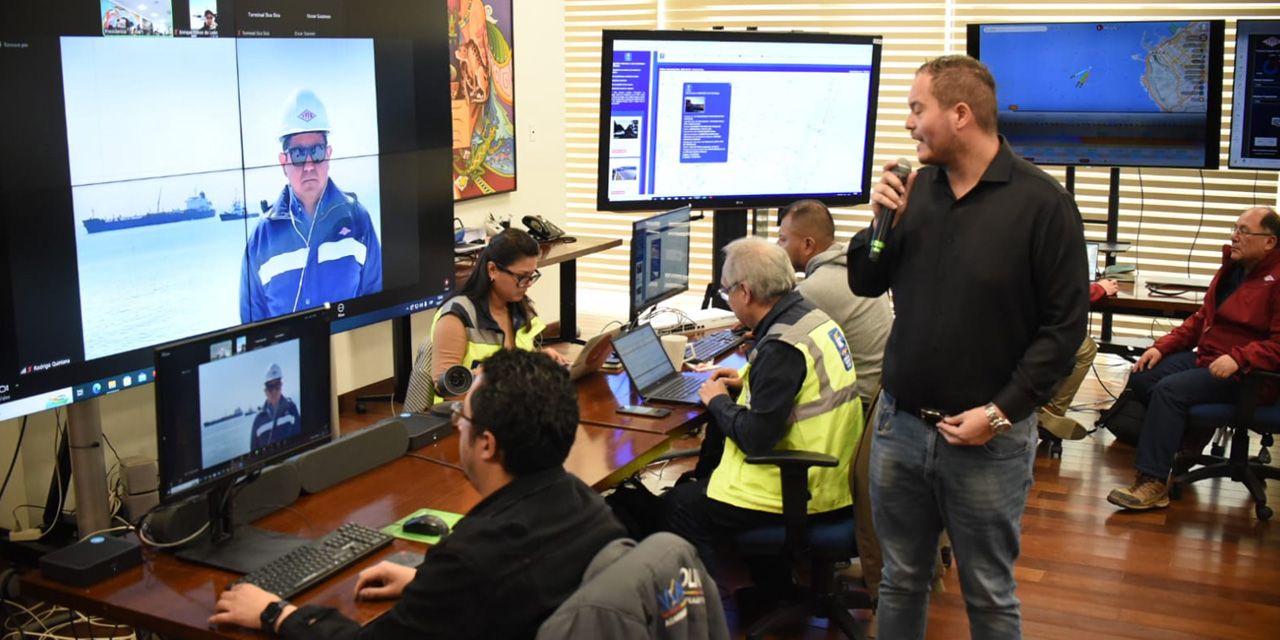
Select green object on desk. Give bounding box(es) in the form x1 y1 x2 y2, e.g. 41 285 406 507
385 508 464 544
1103 264 1136 282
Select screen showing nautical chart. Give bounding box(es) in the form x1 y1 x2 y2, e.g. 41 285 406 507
969 20 1224 169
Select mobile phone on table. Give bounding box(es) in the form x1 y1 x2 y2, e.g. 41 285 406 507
617 404 671 418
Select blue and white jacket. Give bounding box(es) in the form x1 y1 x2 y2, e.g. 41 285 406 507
239 179 383 323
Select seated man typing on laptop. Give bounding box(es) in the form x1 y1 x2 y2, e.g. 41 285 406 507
664 236 864 584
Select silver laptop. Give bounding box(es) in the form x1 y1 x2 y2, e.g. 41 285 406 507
1086 241 1099 281
567 328 621 381
611 324 710 404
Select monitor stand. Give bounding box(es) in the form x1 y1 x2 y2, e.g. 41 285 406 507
173 483 307 575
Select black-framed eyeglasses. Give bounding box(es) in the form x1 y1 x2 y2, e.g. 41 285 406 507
718 282 742 302
265 380 282 391
1229 226 1275 238
449 401 473 427
284 143 327 166
496 263 541 287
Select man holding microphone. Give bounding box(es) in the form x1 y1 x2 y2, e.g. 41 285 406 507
846 55 1087 639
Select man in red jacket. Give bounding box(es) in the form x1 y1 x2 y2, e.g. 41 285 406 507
1108 206 1280 510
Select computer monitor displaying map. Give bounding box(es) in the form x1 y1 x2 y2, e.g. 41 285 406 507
596 30 882 212
1229 20 1280 170
967 20 1225 169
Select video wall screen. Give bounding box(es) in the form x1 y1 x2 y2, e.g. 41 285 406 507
0 0 455 422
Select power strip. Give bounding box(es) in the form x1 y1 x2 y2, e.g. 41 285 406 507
9 528 43 542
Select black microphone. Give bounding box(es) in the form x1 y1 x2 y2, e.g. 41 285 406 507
869 158 913 262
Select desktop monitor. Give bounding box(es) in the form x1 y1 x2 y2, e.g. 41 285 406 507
154 306 333 572
629 205 693 324
596 29 882 212
967 20 1225 169
1229 20 1280 170
0 1 456 424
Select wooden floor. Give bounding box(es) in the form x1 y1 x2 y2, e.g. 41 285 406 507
578 305 1280 640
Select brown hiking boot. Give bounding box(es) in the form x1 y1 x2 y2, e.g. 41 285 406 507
1107 473 1170 510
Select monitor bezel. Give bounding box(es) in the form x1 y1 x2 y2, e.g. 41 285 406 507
1228 19 1280 171
595 29 883 213
629 204 693 324
154 307 334 504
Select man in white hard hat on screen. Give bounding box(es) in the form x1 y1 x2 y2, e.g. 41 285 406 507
251 363 301 450
239 88 383 323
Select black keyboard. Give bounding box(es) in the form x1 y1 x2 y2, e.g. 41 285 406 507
234 522 394 599
687 329 745 362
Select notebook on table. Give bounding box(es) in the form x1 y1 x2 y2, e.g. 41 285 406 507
611 324 711 404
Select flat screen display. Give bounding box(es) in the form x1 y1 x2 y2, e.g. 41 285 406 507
597 29 882 212
967 20 1225 169
0 0 455 422
155 307 332 501
629 205 692 323
1229 20 1280 170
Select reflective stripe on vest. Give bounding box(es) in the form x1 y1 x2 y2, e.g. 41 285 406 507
706 309 863 514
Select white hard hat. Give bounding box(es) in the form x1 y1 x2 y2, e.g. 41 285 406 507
265 363 283 383
277 88 331 141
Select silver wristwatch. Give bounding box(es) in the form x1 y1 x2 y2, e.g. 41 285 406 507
984 403 1012 435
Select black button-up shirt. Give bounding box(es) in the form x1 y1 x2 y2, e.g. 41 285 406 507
847 140 1088 421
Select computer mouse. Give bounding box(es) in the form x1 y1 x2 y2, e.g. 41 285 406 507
402 514 450 537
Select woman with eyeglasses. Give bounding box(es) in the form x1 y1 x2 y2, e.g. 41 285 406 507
428 228 568 404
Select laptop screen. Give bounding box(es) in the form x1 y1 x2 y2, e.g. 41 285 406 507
1086 242 1099 282
612 325 676 390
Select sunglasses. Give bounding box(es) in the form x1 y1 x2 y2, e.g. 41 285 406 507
284 143 327 166
265 381 282 391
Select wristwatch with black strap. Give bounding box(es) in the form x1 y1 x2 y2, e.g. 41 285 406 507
984 403 1012 435
260 600 291 635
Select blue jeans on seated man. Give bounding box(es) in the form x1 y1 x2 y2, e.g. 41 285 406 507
1126 350 1241 480
870 391 1037 640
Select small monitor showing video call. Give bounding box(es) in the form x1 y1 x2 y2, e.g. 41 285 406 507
155 307 333 502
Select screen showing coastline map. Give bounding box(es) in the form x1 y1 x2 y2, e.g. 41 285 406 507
968 20 1225 169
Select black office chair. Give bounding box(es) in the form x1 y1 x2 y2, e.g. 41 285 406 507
1169 370 1280 521
731 451 869 640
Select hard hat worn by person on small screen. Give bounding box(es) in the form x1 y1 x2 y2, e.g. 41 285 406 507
278 88 331 142
265 362 283 383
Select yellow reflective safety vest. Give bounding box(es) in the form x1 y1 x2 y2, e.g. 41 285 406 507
428 296 546 405
706 306 863 514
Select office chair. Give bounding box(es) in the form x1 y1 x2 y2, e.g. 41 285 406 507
1169 370 1280 521
732 451 870 640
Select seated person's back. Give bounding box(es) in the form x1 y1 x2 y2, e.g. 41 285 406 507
211 349 626 640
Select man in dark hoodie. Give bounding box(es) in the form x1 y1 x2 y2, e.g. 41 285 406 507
210 349 626 640
1108 206 1280 511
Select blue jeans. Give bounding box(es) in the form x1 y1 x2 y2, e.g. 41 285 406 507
1127 350 1240 479
870 391 1037 640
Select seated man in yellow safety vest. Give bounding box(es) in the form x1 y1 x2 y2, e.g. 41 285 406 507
664 236 863 591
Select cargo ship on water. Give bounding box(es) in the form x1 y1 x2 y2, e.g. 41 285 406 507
82 191 216 233
218 197 259 222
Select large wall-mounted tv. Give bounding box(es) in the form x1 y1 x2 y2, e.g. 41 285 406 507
1229 19 1280 170
967 20 1225 169
0 1 456 423
596 29 882 212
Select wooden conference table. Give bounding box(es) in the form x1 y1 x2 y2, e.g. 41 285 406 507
21 345 744 640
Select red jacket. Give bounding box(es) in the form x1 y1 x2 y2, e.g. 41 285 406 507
1154 245 1280 386
1089 283 1108 304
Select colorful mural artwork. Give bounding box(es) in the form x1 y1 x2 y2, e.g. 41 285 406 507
450 0 516 201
